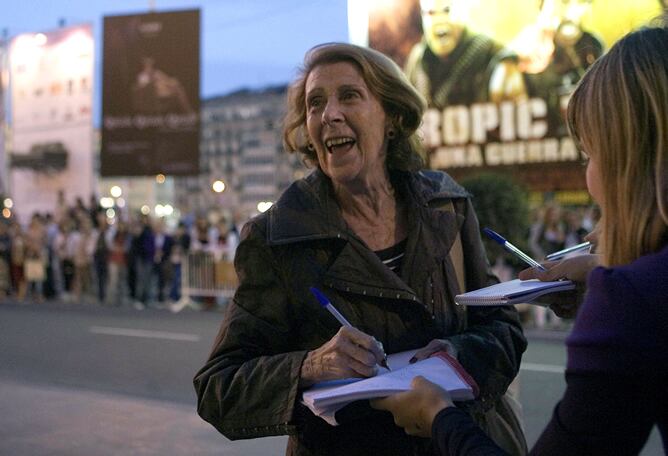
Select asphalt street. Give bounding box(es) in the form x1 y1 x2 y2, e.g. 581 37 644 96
0 301 662 455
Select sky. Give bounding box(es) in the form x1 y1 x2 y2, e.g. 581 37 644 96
2 0 350 98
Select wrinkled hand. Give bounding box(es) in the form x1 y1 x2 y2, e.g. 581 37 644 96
518 254 601 318
409 339 458 364
370 376 453 438
299 326 386 388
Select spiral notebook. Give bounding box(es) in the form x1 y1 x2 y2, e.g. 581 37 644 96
302 350 478 426
455 279 575 306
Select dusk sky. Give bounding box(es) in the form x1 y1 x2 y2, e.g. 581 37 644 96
3 0 350 98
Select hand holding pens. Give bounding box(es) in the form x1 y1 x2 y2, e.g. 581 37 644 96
482 228 547 272
309 287 390 371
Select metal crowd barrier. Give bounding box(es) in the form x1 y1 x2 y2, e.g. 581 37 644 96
170 250 238 313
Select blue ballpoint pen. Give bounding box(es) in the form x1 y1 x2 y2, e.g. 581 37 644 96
482 228 547 272
309 286 390 370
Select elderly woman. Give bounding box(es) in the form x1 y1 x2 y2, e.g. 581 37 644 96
194 43 526 455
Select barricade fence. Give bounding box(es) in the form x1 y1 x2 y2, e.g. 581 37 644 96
171 250 237 312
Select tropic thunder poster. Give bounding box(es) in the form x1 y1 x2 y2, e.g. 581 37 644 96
363 0 664 194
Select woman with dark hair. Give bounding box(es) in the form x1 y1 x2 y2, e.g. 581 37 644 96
194 42 526 455
372 19 668 455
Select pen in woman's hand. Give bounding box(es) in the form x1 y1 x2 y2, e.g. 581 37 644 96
482 228 547 272
545 241 592 261
310 287 390 371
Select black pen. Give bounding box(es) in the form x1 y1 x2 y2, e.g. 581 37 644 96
309 286 390 371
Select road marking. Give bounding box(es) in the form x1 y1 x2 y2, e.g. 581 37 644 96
89 326 200 342
520 362 564 374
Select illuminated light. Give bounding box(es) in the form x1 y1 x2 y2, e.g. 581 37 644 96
3 198 13 209
110 186 122 198
2 208 10 218
106 208 115 218
212 180 226 193
140 205 150 215
156 174 166 184
116 197 126 208
257 201 273 213
100 197 114 209
108 217 116 225
163 204 174 216
34 33 47 46
155 204 164 217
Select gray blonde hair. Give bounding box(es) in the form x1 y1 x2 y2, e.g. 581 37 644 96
283 42 426 171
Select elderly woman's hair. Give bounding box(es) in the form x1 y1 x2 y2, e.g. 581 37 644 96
566 16 668 266
283 42 427 171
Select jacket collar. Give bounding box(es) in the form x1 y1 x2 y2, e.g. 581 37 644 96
266 168 469 246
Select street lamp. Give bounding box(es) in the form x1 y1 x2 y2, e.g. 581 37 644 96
110 185 122 198
212 180 226 193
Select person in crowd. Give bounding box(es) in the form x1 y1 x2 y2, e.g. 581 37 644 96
529 203 565 260
371 20 668 455
213 218 239 262
43 213 62 300
135 215 155 307
127 219 143 308
93 212 110 303
0 221 12 299
194 42 527 455
563 208 588 249
23 214 47 302
190 215 217 252
107 220 130 306
152 218 174 304
404 0 527 109
72 216 95 302
56 217 77 301
9 221 27 301
168 222 190 302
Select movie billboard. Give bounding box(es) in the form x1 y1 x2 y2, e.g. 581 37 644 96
360 0 664 193
8 24 94 219
101 9 200 176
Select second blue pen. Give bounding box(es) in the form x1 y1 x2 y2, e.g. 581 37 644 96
482 228 547 272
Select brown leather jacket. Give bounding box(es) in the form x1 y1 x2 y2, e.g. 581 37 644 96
194 169 526 455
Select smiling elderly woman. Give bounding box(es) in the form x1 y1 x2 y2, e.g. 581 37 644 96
194 43 527 456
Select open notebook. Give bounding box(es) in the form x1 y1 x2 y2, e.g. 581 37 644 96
302 350 478 426
455 279 575 306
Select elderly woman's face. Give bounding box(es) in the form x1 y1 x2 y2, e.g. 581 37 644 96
305 61 389 186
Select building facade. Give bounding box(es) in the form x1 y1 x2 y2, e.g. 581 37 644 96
174 85 306 224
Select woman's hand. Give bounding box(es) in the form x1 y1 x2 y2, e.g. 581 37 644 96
299 326 386 387
518 253 601 283
518 254 601 318
370 376 453 438
408 339 458 364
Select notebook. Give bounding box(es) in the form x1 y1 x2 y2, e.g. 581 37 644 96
454 279 575 306
301 350 478 426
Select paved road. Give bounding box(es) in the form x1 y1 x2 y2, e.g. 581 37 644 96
0 301 662 455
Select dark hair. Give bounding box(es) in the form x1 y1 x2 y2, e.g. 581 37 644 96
283 42 426 171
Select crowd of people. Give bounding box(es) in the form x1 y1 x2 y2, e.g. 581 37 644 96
0 199 239 309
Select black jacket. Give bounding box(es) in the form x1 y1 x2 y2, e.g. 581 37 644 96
194 169 526 455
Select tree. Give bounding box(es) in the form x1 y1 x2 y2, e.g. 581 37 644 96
460 172 530 270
